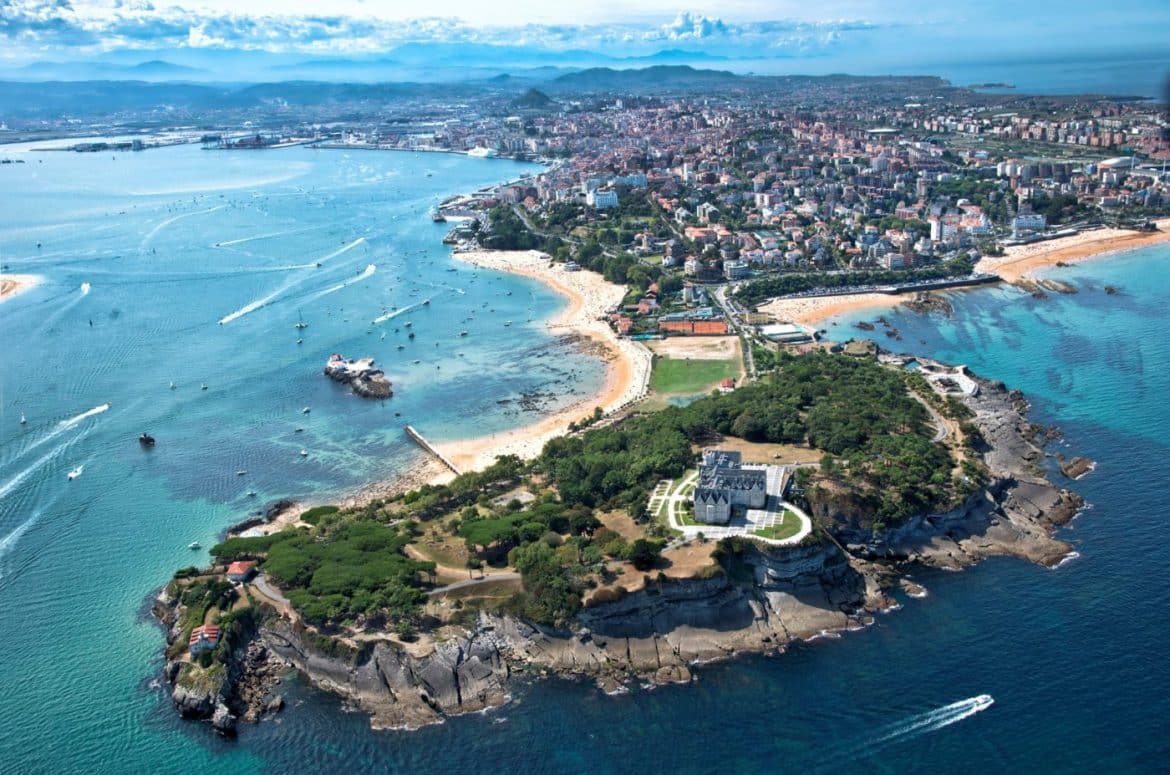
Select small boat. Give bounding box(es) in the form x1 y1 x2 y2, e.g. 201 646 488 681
200 383 208 391
188 541 201 550
504 321 512 327
67 465 83 480
139 432 156 447
423 299 431 305
397 344 405 350
412 359 421 365
20 413 26 425
408 331 416 339
236 470 247 476
295 311 309 330
169 381 176 390
246 491 257 497
295 427 304 433
296 338 303 345
459 330 469 337
299 449 308 457
301 406 311 414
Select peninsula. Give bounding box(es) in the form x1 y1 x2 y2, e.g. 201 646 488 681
157 341 1082 733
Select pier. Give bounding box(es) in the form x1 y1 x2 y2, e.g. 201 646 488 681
404 425 461 475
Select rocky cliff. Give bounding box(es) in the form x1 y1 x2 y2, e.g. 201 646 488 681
158 358 1086 733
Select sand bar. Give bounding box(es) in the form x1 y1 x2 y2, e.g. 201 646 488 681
431 250 652 473
0 274 42 303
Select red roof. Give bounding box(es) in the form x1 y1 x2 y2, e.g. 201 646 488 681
226 560 254 576
189 625 221 646
720 379 735 388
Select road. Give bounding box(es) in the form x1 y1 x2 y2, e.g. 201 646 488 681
427 572 521 597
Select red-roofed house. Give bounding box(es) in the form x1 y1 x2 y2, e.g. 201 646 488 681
226 560 256 583
189 624 221 656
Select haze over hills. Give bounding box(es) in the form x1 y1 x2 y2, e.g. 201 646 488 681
0 69 970 122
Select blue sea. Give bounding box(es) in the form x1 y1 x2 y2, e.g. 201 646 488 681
3 145 1170 773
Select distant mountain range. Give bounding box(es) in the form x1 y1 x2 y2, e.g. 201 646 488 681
548 65 742 93
0 47 740 85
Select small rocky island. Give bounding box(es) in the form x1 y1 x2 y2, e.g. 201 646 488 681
157 349 1087 734
324 354 392 399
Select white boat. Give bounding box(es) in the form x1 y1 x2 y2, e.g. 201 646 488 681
301 406 311 414
246 491 257 497
67 465 83 480
299 449 308 457
188 541 201 550
236 469 247 476
200 383 208 391
297 338 303 344
20 412 26 425
169 381 176 390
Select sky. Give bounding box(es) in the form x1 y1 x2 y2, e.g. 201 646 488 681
2 1 1169 94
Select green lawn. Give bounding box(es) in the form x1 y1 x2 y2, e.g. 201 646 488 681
753 510 802 541
650 357 740 395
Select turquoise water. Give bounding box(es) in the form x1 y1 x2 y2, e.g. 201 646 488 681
4 146 1170 773
0 145 606 773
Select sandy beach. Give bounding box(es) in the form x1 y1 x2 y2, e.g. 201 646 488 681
977 218 1170 282
431 250 652 473
758 292 900 329
0 274 41 303
759 220 1170 328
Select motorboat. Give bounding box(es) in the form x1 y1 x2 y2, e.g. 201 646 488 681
188 541 201 550
299 449 308 457
139 432 156 447
236 470 247 476
302 406 311 414
67 465 83 480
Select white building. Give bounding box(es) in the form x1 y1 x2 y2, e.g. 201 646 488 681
586 189 619 209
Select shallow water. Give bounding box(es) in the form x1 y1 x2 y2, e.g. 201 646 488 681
2 145 1169 773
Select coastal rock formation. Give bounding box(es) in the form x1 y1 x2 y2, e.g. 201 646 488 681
157 356 1087 734
261 619 512 729
324 354 392 399
154 586 288 736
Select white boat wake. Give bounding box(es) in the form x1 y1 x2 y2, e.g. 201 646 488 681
868 695 995 750
141 204 225 249
0 433 80 501
372 299 425 325
218 237 367 325
58 403 110 429
300 264 376 304
212 226 317 247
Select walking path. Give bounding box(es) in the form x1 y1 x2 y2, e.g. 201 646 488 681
426 572 521 597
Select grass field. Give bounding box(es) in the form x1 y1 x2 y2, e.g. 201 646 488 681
650 356 740 395
753 510 802 541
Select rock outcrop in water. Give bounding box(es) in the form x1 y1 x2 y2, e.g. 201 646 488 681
324 354 392 399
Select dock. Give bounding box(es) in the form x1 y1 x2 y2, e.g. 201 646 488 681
404 425 461 476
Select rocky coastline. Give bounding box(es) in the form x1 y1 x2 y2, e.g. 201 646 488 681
155 357 1086 734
